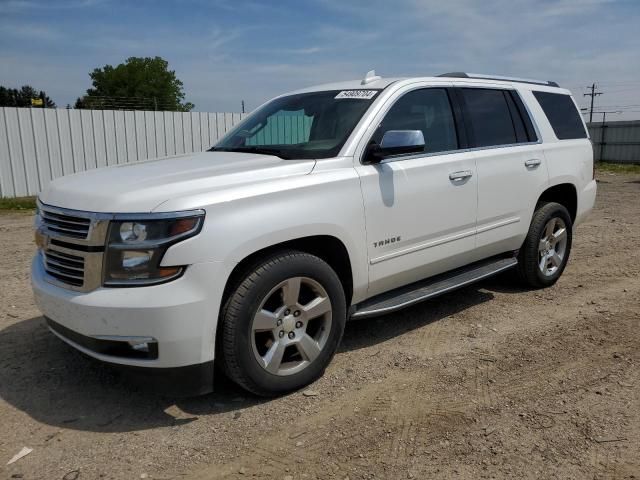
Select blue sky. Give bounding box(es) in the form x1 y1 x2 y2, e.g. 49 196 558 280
1 0 639 119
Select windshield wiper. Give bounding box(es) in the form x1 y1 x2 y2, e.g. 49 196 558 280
209 146 292 160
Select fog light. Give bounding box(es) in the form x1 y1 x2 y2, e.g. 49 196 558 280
129 341 150 353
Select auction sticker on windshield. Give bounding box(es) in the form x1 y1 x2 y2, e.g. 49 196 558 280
335 90 378 99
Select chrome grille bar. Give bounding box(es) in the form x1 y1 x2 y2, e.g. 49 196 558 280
44 250 85 272
44 249 86 287
41 209 91 239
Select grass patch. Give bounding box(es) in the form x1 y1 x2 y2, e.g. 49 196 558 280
596 161 640 175
0 196 37 211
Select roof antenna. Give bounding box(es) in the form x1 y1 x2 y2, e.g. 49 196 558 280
361 70 381 85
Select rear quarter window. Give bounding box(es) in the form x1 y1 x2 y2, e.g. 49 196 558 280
533 91 587 140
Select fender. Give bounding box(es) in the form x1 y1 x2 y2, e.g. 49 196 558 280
160 163 370 304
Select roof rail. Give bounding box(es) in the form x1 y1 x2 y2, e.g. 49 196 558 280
438 72 559 88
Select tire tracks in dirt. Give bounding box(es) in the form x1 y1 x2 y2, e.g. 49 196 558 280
187 279 639 479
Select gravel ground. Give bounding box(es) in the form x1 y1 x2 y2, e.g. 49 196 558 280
1 171 639 480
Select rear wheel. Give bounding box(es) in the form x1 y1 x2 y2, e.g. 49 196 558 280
517 202 573 288
219 250 346 396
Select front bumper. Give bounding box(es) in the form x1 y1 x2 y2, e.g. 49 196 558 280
31 256 226 372
46 317 215 395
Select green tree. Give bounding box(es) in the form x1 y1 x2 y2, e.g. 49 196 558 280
76 56 194 111
0 85 56 107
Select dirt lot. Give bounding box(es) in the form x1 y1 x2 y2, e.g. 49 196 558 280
1 171 639 480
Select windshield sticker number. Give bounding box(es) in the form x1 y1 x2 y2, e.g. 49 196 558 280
335 90 378 100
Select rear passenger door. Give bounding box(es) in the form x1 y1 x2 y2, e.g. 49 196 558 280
456 86 548 259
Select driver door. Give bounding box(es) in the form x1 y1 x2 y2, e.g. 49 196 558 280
355 87 478 297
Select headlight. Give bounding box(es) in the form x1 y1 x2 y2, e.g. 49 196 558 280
103 211 204 287
119 222 148 242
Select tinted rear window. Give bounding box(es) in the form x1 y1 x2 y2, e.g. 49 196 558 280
533 91 587 140
461 89 517 147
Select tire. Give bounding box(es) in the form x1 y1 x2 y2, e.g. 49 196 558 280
517 202 573 288
219 250 346 396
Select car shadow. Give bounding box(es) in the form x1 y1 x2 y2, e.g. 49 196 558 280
0 279 512 433
0 316 263 433
477 270 534 294
340 284 495 353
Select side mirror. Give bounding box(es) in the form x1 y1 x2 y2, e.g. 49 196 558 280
365 130 425 164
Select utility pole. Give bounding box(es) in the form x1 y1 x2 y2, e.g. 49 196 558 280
241 100 245 114
597 110 621 162
600 111 607 162
584 83 602 124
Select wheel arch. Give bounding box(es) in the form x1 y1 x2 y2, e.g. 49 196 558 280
536 182 577 222
220 235 355 314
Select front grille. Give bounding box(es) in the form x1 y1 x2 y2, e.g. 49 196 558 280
37 202 110 292
44 249 85 287
41 210 91 239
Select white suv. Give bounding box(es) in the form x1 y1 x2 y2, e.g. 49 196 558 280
31 71 597 396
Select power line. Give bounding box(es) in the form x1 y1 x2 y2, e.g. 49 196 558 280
595 110 640 113
595 81 640 86
594 106 640 110
602 87 640 94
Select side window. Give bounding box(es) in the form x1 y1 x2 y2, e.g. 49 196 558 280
372 88 458 154
533 91 587 140
461 88 519 147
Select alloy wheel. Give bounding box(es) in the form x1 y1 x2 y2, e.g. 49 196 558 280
250 276 332 376
538 217 568 277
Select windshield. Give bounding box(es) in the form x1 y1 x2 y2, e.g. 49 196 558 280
211 89 380 159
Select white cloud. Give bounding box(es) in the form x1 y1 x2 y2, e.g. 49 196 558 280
0 0 105 11
310 0 640 118
281 47 323 55
0 23 61 40
1 0 638 118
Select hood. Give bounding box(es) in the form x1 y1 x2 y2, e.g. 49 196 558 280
39 152 316 213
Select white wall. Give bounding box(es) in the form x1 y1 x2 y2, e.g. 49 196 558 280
0 107 247 197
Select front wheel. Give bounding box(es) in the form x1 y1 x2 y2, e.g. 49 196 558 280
517 202 573 288
219 250 346 396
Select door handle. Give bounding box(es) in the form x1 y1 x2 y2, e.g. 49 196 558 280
449 170 473 181
525 158 542 168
